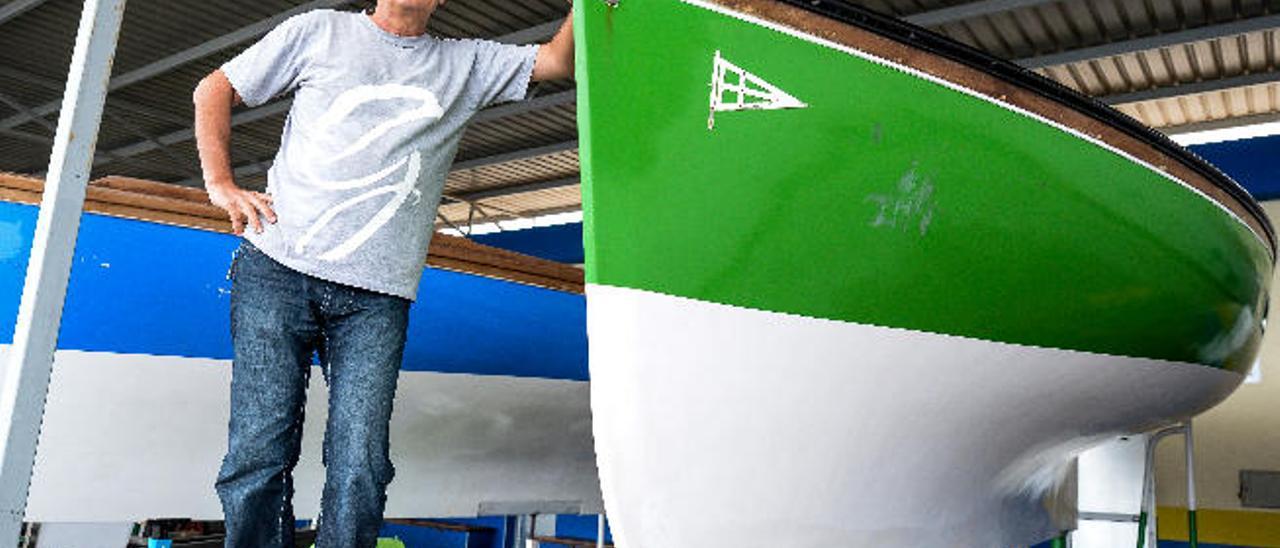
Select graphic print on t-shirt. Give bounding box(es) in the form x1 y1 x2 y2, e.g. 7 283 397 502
294 84 444 262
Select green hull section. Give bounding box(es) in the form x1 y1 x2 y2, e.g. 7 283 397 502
575 0 1272 371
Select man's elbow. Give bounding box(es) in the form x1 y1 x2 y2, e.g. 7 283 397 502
192 76 205 106
557 56 575 80
192 73 218 108
534 49 575 82
193 70 238 108
548 59 574 81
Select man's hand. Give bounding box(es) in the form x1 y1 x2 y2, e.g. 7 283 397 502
195 70 277 235
207 180 277 235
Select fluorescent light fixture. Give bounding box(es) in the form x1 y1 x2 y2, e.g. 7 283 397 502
439 210 583 237
1169 120 1280 147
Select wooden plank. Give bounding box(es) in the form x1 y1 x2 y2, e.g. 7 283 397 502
428 256 584 294
0 172 41 193
429 234 584 289
86 186 226 220
0 172 585 294
91 176 214 204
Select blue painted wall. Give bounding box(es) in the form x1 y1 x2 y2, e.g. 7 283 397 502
378 517 507 548
1189 136 1280 201
377 515 608 548
549 514 611 546
472 223 584 264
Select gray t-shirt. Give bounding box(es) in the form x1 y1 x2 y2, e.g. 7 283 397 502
221 9 538 300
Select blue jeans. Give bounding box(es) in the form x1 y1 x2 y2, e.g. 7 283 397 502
216 239 409 548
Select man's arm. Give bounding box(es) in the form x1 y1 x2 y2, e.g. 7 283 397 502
532 3 574 82
193 69 277 235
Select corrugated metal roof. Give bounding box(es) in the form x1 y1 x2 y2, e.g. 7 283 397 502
447 148 579 195
3 0 1280 233
437 184 582 228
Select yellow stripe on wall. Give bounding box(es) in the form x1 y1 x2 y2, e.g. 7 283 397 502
1157 506 1280 547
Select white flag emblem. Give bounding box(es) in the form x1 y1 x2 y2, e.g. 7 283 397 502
708 50 807 130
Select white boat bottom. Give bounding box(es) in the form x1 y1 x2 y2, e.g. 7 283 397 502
586 284 1241 547
0 346 602 521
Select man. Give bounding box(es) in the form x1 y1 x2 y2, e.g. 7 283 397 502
191 1 574 546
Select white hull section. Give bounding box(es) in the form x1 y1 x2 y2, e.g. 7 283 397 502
0 346 602 521
586 285 1242 547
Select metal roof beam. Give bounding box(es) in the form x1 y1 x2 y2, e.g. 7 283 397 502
453 176 578 202
492 19 563 45
102 111 202 178
89 17 568 171
0 0 355 132
97 86 576 172
3 89 199 177
104 0 354 91
904 0 1059 27
1101 70 1280 105
92 99 292 166
0 0 48 27
471 90 576 123
175 139 579 188
0 65 66 91
1160 111 1280 137
451 140 578 172
0 6 560 133
0 128 53 146
1019 13 1280 69
0 91 55 134
0 65 192 127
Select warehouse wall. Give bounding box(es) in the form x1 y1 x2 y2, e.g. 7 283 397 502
1153 200 1280 546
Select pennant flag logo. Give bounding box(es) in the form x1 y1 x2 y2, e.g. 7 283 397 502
708 50 808 130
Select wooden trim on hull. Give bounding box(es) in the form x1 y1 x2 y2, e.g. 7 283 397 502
0 173 585 294
704 0 1276 257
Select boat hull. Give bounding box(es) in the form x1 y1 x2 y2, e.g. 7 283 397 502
0 200 600 521
574 0 1273 545
588 285 1240 546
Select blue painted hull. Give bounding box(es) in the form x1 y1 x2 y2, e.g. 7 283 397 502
1 199 601 521
0 201 587 381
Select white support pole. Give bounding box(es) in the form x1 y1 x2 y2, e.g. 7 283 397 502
1185 420 1198 547
597 514 605 548
0 0 128 542
1140 425 1185 548
1185 420 1196 510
